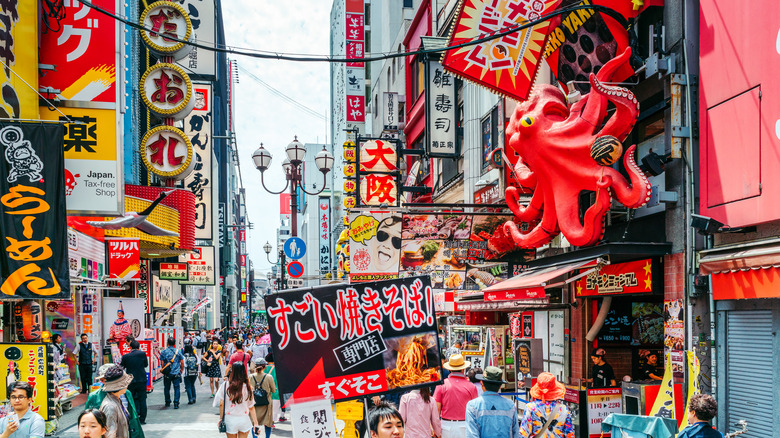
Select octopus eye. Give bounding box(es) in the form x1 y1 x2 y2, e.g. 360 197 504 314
521 116 535 127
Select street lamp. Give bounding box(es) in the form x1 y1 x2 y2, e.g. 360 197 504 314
264 241 286 290
252 137 334 237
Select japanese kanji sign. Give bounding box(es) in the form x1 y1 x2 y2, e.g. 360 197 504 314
183 84 213 240
0 123 69 299
357 139 399 207
291 399 338 438
318 197 331 276
160 262 189 281
106 238 141 281
265 276 442 404
179 246 215 285
574 259 654 296
383 92 399 132
0 343 54 420
140 126 195 180
152 276 173 308
38 0 117 104
172 0 216 77
140 63 195 120
442 0 561 101
426 61 457 157
140 1 193 60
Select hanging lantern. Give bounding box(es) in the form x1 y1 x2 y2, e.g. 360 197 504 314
140 1 193 60
590 135 624 166
343 162 356 177
140 63 195 120
342 215 349 227
343 141 356 162
140 125 195 180
344 179 356 193
344 196 356 210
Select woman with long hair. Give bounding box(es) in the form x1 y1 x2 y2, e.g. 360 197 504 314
78 409 108 438
182 343 199 404
213 362 260 438
203 339 223 397
399 386 440 438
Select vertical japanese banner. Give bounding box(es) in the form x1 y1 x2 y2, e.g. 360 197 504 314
382 92 399 131
318 197 331 277
0 123 69 299
0 344 53 420
426 61 457 157
106 238 141 280
172 0 216 77
264 276 441 404
0 1 39 118
345 4 365 125
183 84 212 240
136 259 152 314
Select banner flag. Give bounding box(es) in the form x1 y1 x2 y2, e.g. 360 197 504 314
678 350 701 431
649 352 676 419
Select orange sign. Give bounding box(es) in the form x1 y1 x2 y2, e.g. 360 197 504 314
575 259 653 296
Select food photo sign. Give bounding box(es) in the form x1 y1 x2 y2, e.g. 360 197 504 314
264 276 442 404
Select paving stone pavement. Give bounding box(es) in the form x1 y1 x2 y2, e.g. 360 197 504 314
53 376 293 438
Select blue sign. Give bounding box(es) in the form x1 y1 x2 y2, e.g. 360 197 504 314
287 261 304 278
284 237 306 260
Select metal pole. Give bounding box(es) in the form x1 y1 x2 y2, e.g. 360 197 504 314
290 168 299 237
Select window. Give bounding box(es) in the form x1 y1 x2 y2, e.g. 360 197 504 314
374 94 379 118
481 105 499 173
409 56 425 102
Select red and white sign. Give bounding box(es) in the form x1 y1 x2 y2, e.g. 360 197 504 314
575 259 653 297
136 259 152 313
141 126 195 180
117 340 154 391
107 238 140 280
318 197 331 275
346 95 365 122
160 262 189 281
179 246 215 285
587 388 622 438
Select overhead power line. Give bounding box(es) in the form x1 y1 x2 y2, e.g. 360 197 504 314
237 64 326 122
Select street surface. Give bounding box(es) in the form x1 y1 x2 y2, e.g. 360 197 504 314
54 379 293 438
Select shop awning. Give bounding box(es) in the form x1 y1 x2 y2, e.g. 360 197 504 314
482 258 601 297
699 243 780 274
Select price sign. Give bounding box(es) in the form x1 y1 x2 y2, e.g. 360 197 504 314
587 388 622 438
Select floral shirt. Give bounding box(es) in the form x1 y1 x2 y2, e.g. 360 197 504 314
519 400 574 438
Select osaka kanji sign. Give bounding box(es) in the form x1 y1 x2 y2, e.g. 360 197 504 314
265 276 442 404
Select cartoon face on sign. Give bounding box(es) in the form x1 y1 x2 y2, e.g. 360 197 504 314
1 126 43 183
375 216 402 271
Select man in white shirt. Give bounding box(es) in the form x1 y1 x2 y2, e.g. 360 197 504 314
247 334 268 371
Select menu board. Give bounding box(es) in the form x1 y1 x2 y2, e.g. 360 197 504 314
597 301 664 346
587 388 622 438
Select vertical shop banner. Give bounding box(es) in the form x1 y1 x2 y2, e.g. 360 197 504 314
0 123 69 299
67 227 106 280
152 276 173 308
344 4 365 126
346 95 365 123
346 68 365 94
41 107 123 216
76 286 102 350
426 62 457 157
102 298 145 344
173 0 216 76
179 246 216 285
107 238 141 280
318 197 331 276
382 92 399 131
0 2 40 119
648 352 676 419
265 276 441 403
184 84 213 239
0 344 54 420
136 260 152 313
663 299 685 350
38 0 117 103
45 300 77 380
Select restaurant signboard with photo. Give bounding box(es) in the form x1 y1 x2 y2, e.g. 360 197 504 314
264 276 442 404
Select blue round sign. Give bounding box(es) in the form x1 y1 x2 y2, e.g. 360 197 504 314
284 237 306 260
287 261 304 278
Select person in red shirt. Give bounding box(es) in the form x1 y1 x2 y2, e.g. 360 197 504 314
433 354 478 438
224 340 251 377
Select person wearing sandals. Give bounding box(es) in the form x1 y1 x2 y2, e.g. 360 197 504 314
203 339 223 397
249 358 276 438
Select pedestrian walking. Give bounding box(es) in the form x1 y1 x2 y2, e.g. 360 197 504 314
73 334 99 394
399 387 441 438
518 372 574 438
367 401 405 438
159 337 185 409
203 339 224 397
676 394 723 438
433 354 478 438
85 366 144 438
119 341 148 424
225 341 251 377
264 353 285 422
247 335 267 372
182 343 200 405
77 409 108 438
213 363 261 438
0 382 45 438
465 366 518 438
99 366 134 438
249 358 276 438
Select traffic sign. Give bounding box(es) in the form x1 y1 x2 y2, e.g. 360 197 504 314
284 237 306 260
287 261 304 278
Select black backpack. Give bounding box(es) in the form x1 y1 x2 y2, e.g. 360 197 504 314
253 375 269 406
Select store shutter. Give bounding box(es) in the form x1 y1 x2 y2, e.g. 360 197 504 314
726 310 773 437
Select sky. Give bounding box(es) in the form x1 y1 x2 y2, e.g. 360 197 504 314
222 1 332 274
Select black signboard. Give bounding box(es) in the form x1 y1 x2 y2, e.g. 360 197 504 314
265 276 442 404
0 123 69 299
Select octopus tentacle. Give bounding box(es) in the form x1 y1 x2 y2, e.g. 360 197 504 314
502 198 558 249
577 48 634 133
556 186 613 247
600 145 652 208
590 73 640 141
506 185 543 223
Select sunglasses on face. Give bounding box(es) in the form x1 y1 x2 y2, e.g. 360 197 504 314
377 230 402 249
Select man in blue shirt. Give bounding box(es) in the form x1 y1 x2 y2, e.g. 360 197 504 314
677 394 724 438
159 337 184 409
466 366 519 438
0 382 45 438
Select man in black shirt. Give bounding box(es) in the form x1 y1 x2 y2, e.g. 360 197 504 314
72 333 98 393
120 340 149 424
590 348 616 388
640 352 663 381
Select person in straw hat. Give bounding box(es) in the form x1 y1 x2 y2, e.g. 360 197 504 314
519 372 574 438
99 365 135 438
465 366 518 438
433 354 478 438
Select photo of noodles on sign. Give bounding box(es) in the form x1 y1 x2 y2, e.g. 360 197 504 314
384 333 441 389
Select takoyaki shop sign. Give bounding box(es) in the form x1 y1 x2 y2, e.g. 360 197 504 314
575 259 654 297
265 276 442 404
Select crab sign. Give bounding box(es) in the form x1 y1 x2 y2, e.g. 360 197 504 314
502 48 651 248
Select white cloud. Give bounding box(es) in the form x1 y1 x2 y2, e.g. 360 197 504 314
223 0 331 273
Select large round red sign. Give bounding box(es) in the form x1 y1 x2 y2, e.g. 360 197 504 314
287 261 304 278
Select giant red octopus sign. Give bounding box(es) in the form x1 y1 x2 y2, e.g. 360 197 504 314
501 48 650 248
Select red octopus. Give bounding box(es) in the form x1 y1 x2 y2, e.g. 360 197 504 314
502 48 651 248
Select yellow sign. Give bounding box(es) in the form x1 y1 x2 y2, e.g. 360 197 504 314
648 352 675 419
0 343 52 420
343 196 356 210
1 2 38 119
40 107 118 160
678 351 700 431
349 215 379 244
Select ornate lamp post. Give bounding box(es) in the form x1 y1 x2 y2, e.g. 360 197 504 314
252 137 334 237
264 241 285 290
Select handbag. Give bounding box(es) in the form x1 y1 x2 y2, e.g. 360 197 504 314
218 381 227 433
201 358 210 374
253 375 269 406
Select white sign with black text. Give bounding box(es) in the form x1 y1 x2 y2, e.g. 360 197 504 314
426 61 457 157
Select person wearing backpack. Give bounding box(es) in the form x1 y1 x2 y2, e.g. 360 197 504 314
225 341 251 377
250 358 276 438
182 342 200 405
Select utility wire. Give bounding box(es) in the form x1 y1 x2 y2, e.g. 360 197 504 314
237 64 326 121
78 0 627 64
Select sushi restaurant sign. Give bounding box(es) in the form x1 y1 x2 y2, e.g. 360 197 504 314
575 259 654 297
264 276 442 404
